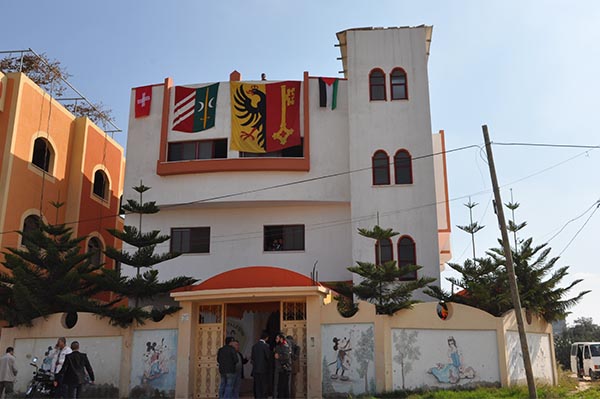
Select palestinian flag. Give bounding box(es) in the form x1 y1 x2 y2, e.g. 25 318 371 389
319 77 338 110
230 81 301 153
172 83 219 132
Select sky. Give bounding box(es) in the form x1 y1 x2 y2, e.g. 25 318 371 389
2 0 599 325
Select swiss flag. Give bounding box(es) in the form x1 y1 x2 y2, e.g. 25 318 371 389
134 85 152 118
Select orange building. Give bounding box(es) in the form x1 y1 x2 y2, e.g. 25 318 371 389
0 71 125 271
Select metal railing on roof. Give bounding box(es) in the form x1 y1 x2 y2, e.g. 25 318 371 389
0 48 122 135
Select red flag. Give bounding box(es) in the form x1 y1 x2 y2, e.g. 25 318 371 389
265 81 301 152
135 85 152 118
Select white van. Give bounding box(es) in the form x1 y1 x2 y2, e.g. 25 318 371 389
570 342 600 380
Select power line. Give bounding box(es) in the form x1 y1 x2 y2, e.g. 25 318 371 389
544 200 600 243
160 144 480 210
559 202 600 256
493 142 600 150
1 140 598 238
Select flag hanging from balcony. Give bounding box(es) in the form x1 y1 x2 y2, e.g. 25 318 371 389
172 83 220 132
230 81 301 153
0 72 6 112
134 85 152 118
319 77 338 110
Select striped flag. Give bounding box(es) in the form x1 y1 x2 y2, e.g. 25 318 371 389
172 83 219 132
319 77 338 110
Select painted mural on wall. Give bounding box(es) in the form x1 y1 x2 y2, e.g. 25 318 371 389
321 323 375 396
507 331 553 384
391 329 500 390
130 329 178 398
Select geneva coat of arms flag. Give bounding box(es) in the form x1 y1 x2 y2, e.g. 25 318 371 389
230 80 301 153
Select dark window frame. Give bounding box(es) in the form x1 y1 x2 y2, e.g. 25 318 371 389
372 150 390 185
87 237 103 267
170 227 211 254
263 224 305 252
167 138 228 161
390 67 408 100
93 170 109 200
369 68 387 101
375 238 394 265
398 235 417 281
394 149 413 185
32 137 53 173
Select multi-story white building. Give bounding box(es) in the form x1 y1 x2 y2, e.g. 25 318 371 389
125 25 450 289
124 25 451 397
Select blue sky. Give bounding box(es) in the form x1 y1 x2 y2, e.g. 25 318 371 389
2 0 599 324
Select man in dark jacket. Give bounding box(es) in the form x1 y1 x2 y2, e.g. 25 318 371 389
250 331 271 399
217 336 238 399
57 341 94 399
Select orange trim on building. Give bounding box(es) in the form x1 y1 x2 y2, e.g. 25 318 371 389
178 266 319 291
158 77 173 164
439 130 451 233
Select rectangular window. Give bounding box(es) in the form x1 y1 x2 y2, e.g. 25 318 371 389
167 139 228 161
171 227 210 253
264 225 305 251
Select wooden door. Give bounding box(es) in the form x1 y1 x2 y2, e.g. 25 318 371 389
195 304 223 398
281 301 307 398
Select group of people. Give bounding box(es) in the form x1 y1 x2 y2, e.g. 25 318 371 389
0 337 94 399
217 331 299 399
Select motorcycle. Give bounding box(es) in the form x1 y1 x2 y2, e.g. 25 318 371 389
25 356 55 398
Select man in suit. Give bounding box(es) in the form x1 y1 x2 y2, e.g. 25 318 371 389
57 341 94 399
251 331 271 399
0 347 17 398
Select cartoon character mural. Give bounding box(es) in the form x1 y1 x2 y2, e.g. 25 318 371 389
428 336 475 384
130 329 178 397
322 324 375 395
142 338 171 383
329 337 352 381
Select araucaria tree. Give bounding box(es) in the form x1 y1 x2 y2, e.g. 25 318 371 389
338 225 435 315
95 183 197 327
426 204 589 323
0 214 113 326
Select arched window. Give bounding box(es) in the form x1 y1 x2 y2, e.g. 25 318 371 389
22 215 41 245
390 68 408 100
372 150 390 185
398 236 417 280
93 170 108 200
369 68 386 101
394 149 413 184
32 138 54 173
87 237 103 267
375 238 393 265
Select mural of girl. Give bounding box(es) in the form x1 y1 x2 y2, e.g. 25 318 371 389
428 336 475 384
329 337 352 381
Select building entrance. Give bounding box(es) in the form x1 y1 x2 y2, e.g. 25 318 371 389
194 300 307 398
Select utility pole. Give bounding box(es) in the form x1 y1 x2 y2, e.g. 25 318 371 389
482 125 537 399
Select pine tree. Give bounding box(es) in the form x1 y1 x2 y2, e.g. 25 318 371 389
0 212 112 326
338 225 435 315
94 183 197 327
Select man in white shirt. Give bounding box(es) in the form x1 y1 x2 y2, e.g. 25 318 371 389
52 337 72 398
0 347 17 398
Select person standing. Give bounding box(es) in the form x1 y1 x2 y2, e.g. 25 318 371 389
0 347 17 398
57 341 94 399
231 340 248 399
273 333 291 399
217 336 238 399
250 332 271 399
52 337 72 398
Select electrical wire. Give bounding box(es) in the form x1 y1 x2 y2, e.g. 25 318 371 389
559 202 600 256
544 200 600 243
